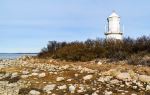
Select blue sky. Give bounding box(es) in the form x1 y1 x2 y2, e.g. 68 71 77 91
0 0 150 53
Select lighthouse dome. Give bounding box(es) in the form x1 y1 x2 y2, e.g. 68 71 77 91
109 11 120 18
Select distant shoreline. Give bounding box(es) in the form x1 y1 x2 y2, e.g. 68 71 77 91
0 53 37 60
0 53 38 54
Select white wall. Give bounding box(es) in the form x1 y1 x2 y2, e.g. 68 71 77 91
106 34 123 40
108 17 120 33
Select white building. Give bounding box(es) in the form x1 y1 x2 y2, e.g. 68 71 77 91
105 11 123 40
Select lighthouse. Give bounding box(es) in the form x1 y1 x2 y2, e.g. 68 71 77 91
105 11 123 40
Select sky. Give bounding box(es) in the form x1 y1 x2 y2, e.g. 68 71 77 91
0 0 150 53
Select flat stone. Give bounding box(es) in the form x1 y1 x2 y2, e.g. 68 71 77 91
75 74 78 77
21 75 29 78
131 94 137 95
69 85 76 93
104 90 112 95
98 76 112 82
67 79 72 82
22 71 29 75
11 72 18 78
83 75 93 80
31 73 38 76
43 84 56 93
38 73 46 78
56 77 65 82
92 92 98 95
146 85 150 91
132 86 137 89
110 79 120 84
97 61 102 65
29 90 40 95
58 85 67 90
116 73 131 80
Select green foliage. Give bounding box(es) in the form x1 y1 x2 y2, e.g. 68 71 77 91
38 36 150 62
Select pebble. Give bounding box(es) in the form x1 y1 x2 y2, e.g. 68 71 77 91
69 85 76 93
11 72 18 78
120 84 125 87
97 61 102 65
43 84 56 93
110 79 119 84
104 90 112 95
38 72 46 78
136 82 143 87
92 92 98 95
98 76 112 83
83 75 93 80
77 86 85 93
32 69 40 73
58 85 67 90
29 90 40 95
21 75 29 78
31 73 38 76
116 72 131 80
146 85 150 91
131 94 137 95
132 86 137 89
75 74 78 77
56 77 65 82
22 71 29 75
67 79 72 82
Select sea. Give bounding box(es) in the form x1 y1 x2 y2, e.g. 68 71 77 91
0 53 37 60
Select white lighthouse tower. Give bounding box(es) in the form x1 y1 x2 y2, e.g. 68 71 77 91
105 11 123 40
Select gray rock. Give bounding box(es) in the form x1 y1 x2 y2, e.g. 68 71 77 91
131 94 137 95
38 72 46 78
57 85 67 90
29 90 40 95
104 90 112 95
146 85 150 91
32 69 40 73
77 86 85 93
31 73 38 76
11 72 18 78
132 86 137 89
92 92 98 95
74 74 78 77
22 71 29 75
83 75 93 80
43 84 56 93
56 77 65 82
69 85 76 93
98 76 112 82
97 61 102 65
110 79 120 84
21 75 29 78
116 73 131 80
67 79 72 82
136 82 143 87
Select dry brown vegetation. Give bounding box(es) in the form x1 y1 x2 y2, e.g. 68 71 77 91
38 36 150 65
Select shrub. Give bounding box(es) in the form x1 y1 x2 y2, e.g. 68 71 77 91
127 53 150 66
38 35 150 62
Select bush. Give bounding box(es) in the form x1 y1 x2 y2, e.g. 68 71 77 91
127 53 150 66
38 36 150 62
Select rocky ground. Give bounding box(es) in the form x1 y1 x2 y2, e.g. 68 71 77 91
0 56 150 95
